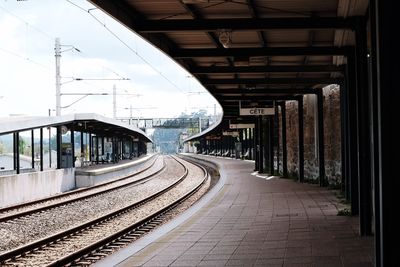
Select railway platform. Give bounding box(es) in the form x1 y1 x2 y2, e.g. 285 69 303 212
96 154 373 267
75 153 156 187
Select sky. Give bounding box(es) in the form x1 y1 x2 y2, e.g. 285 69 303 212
0 0 221 119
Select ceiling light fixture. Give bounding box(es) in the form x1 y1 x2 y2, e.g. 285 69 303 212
218 29 232 49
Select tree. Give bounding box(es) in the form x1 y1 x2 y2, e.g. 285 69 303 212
19 138 26 155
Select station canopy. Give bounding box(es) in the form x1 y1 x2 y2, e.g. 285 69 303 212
89 0 368 128
0 113 152 143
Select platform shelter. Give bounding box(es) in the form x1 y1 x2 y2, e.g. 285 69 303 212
0 113 152 207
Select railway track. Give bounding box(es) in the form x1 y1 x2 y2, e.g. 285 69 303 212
0 155 176 253
0 155 209 267
0 154 162 222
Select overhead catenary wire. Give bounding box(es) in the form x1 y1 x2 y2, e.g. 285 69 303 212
0 4 54 40
0 47 52 70
0 2 131 85
65 0 186 95
0 4 54 70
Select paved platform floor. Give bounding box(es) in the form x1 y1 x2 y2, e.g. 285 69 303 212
97 155 374 267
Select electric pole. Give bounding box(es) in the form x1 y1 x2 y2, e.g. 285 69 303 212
55 38 61 116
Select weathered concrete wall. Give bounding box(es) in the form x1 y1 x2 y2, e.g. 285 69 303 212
0 168 75 208
282 85 341 184
286 100 300 177
322 85 342 184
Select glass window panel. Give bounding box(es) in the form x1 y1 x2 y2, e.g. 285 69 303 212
49 127 57 169
33 129 41 170
42 127 50 169
74 131 81 167
0 133 14 172
19 130 32 171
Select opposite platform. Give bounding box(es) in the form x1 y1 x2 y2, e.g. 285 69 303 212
96 154 374 267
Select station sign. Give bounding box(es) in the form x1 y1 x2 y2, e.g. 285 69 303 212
229 123 255 129
223 131 239 137
239 107 274 116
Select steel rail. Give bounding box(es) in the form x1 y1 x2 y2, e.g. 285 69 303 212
0 154 158 216
0 155 163 223
0 155 189 265
50 156 209 266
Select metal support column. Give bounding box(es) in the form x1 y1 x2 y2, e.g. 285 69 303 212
101 137 105 156
369 0 399 264
269 116 274 174
340 81 350 198
281 102 288 177
112 137 116 163
40 128 43 171
96 136 99 164
356 21 373 236
275 104 280 175
316 90 326 186
80 132 84 160
249 128 254 160
13 132 20 174
298 97 304 182
240 129 244 157
49 127 52 168
258 116 264 173
71 128 75 168
242 129 246 157
31 129 34 169
89 133 92 163
254 117 259 171
56 126 61 169
347 52 360 215
263 117 270 173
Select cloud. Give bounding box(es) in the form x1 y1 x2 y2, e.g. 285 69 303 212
0 14 24 52
127 63 158 77
0 0 219 119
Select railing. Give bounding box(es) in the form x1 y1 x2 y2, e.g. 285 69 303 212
116 117 211 129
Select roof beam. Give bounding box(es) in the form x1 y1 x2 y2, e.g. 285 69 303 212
190 65 345 74
178 2 238 89
202 77 342 85
134 17 361 32
247 0 267 47
211 88 318 95
90 0 179 54
172 46 352 58
219 95 301 101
